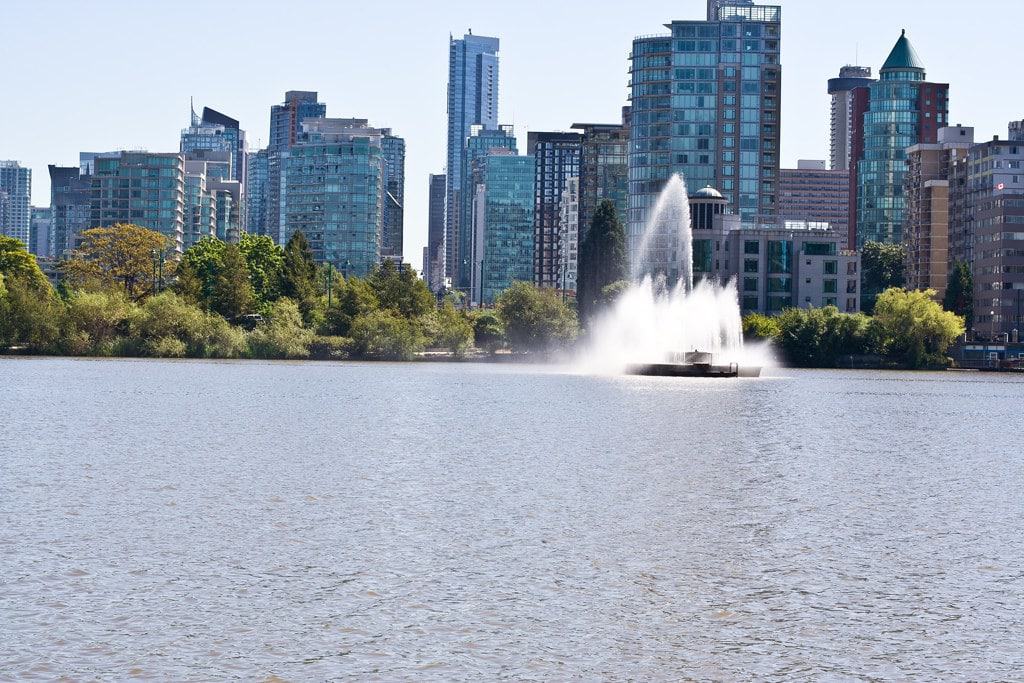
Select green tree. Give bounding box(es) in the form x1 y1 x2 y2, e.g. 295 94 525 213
211 244 255 320
871 288 965 369
369 260 434 319
60 290 135 356
742 313 781 342
130 291 247 358
577 200 628 325
349 309 426 361
495 281 578 353
64 224 173 300
0 274 62 353
861 241 906 314
323 275 380 337
0 235 49 289
472 311 505 354
943 260 974 328
280 231 319 324
177 237 226 306
430 302 474 356
239 233 284 304
776 306 871 368
248 298 314 359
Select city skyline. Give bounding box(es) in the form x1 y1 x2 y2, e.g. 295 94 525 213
2 0 1021 271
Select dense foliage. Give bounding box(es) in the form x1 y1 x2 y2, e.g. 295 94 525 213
495 281 578 353
943 260 974 329
577 200 628 326
861 241 906 314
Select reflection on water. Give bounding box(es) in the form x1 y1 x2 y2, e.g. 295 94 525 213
1 358 1023 679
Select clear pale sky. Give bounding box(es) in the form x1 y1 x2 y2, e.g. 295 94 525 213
2 0 1020 269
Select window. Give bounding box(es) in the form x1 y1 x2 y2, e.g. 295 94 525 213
744 258 759 273
824 279 838 294
847 280 858 294
744 277 758 291
767 240 792 273
824 260 837 275
744 240 759 254
742 295 759 311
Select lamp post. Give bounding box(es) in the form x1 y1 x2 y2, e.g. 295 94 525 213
325 266 333 308
151 248 166 294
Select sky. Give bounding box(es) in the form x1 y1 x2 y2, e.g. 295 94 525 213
2 0 1021 270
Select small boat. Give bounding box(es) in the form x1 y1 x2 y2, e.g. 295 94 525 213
626 351 762 379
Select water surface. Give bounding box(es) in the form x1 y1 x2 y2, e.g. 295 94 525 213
2 358 1022 680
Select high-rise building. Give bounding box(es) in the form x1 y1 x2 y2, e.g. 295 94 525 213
526 131 581 288
89 152 186 253
903 126 974 299
851 30 949 249
446 32 500 287
183 160 242 248
381 131 406 260
779 160 851 240
630 0 782 282
48 162 92 257
828 66 875 172
470 152 534 305
181 106 246 183
425 173 447 291
245 149 270 237
949 129 1024 337
1009 120 1024 142
264 91 328 245
0 161 32 246
282 118 385 277
29 206 52 258
572 109 630 244
557 177 580 294
455 124 517 289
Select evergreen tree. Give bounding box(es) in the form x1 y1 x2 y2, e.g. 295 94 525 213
943 260 974 328
211 244 255 320
280 231 320 324
860 241 906 314
577 200 628 325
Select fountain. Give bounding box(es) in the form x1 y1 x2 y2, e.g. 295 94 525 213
579 174 765 378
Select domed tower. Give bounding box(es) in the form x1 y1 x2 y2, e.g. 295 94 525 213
689 185 729 231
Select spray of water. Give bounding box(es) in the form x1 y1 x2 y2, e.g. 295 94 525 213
577 174 773 375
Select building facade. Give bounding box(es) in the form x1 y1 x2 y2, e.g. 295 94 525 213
778 160 851 240
29 206 52 258
903 126 974 299
381 131 406 260
852 31 949 248
0 161 32 246
48 163 92 257
89 152 186 253
572 111 630 244
282 118 384 277
245 149 270 237
470 153 535 305
446 33 500 287
557 177 581 294
425 173 447 291
827 66 875 172
526 131 581 288
629 0 782 282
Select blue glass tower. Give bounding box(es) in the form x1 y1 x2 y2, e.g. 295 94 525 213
446 32 500 289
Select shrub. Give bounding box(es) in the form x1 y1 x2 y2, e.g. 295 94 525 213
430 302 474 356
870 288 965 369
472 311 505 354
248 298 314 359
349 310 425 361
742 313 781 342
61 290 134 355
495 281 578 353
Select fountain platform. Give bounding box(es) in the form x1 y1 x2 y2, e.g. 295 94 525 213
626 352 762 379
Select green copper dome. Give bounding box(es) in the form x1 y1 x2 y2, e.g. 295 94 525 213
881 29 925 71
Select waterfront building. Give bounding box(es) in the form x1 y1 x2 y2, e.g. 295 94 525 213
526 131 581 288
425 173 447 291
456 124 517 289
828 66 875 172
903 126 974 299
29 206 52 258
851 30 949 249
89 151 186 253
779 160 851 242
184 160 241 248
557 177 580 294
469 152 534 305
0 161 32 246
446 32 500 287
381 131 406 260
629 0 782 282
282 118 384 277
572 110 630 244
245 148 270 237
48 162 92 256
266 91 328 245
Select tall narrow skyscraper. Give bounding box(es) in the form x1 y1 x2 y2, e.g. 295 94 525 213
526 131 581 288
425 173 447 291
851 30 949 248
0 161 32 246
381 131 406 260
828 66 875 172
445 32 500 289
630 0 781 282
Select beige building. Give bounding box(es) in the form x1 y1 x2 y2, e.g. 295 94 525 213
904 126 974 300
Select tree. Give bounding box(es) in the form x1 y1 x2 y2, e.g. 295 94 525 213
177 237 226 306
280 231 319 316
430 302 474 356
472 311 505 354
239 233 284 305
323 275 380 337
861 241 906 314
871 288 965 369
0 273 62 353
776 306 871 368
369 260 434 319
349 310 426 361
130 291 247 358
60 290 134 356
742 313 781 342
248 298 315 359
944 260 974 329
0 235 49 289
577 200 628 325
495 281 578 353
63 224 172 300
211 244 255 319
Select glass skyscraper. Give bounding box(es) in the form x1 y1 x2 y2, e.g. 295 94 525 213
245 149 270 237
526 131 582 288
470 153 535 305
853 31 949 248
630 0 781 282
0 161 32 246
381 131 406 260
446 32 500 288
